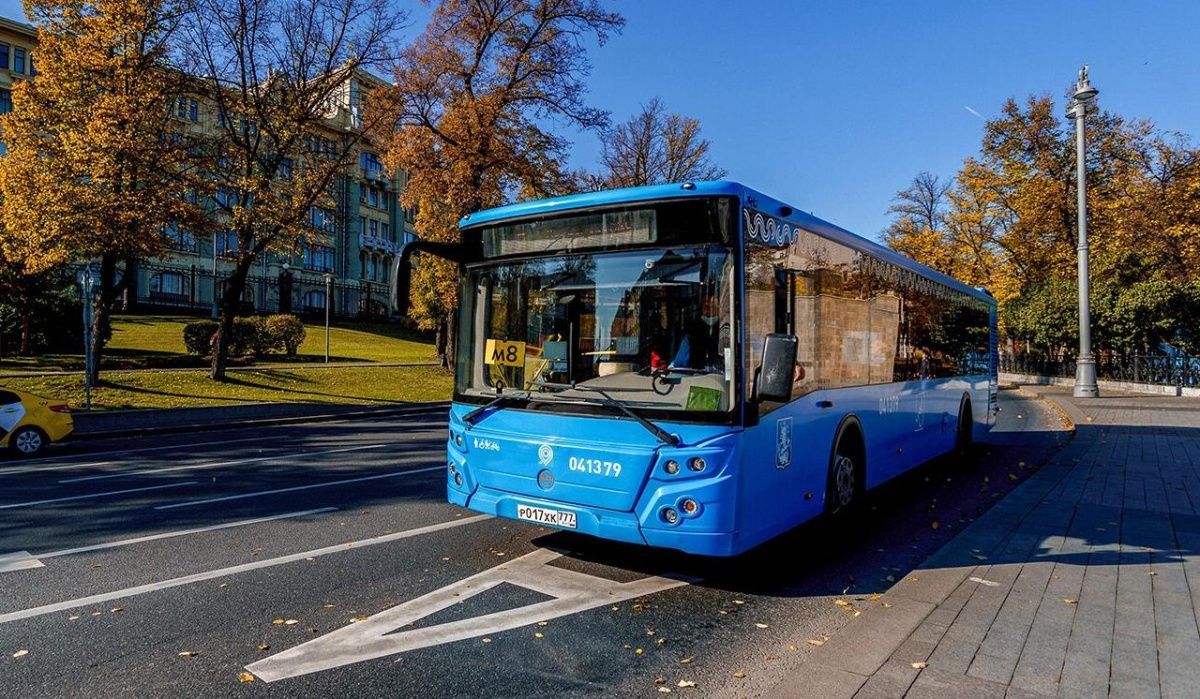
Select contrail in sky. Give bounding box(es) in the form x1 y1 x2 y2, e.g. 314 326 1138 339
964 106 985 120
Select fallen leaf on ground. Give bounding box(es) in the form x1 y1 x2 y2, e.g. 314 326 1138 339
806 639 825 646
677 680 696 688
534 633 544 639
271 618 285 625
882 602 893 608
257 644 269 651
787 645 798 652
350 616 369 623
680 656 694 664
323 604 335 609
238 672 255 683
110 608 123 613
732 671 746 678
68 615 80 621
655 677 666 685
755 623 769 629
658 688 671 694
911 662 927 669
656 638 666 646
178 651 200 657
284 619 299 625
834 599 850 607
1063 598 1078 605
635 648 644 655
482 638 491 643
732 599 745 605
537 621 549 627
12 650 28 658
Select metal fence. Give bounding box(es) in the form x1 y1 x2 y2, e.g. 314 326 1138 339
1001 354 1200 388
133 262 391 321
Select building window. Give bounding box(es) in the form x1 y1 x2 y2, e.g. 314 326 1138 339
359 215 367 237
368 219 378 238
310 206 336 234
303 245 334 272
165 224 196 250
14 47 25 74
381 222 390 241
368 187 378 208
0 43 9 70
216 230 239 257
149 272 187 302
278 158 293 180
303 290 326 311
360 151 384 174
188 98 198 122
0 89 11 115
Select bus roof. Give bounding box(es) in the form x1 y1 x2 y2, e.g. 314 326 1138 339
459 180 993 304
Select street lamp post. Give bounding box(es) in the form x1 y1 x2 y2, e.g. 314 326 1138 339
1069 66 1100 398
76 265 97 411
324 272 334 363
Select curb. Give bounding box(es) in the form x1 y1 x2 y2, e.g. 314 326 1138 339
71 401 451 441
765 388 1077 699
0 361 441 380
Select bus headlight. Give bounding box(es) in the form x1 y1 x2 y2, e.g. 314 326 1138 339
453 472 463 486
661 507 679 524
664 460 680 475
688 457 706 472
454 433 463 447
448 461 457 474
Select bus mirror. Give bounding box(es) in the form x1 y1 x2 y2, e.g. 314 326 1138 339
755 333 798 404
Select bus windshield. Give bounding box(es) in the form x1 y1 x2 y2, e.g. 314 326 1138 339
456 246 737 420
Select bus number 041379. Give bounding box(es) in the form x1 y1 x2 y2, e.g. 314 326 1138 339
568 457 622 478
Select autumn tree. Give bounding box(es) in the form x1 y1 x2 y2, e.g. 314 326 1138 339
886 92 1200 355
593 97 725 189
177 0 403 379
0 0 208 383
378 0 624 367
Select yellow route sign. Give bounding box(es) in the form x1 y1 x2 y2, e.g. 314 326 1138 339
484 339 527 367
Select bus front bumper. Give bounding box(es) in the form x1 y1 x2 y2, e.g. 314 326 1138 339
453 485 742 557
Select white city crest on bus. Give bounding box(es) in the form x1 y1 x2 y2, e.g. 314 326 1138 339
537 443 554 466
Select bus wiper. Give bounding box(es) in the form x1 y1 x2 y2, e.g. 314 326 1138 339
463 389 529 426
533 380 680 447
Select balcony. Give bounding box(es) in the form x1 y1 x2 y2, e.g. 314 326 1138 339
359 233 396 254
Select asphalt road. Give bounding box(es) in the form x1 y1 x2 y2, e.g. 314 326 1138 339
0 391 1070 698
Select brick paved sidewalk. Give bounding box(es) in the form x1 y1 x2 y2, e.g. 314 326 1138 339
770 386 1200 698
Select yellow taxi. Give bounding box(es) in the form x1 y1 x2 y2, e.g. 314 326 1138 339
0 387 74 457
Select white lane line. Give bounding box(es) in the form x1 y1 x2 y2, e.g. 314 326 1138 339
0 481 199 511
0 435 310 471
60 444 391 483
0 514 492 625
35 507 340 561
155 467 443 510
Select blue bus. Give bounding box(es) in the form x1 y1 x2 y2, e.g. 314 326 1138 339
394 181 998 556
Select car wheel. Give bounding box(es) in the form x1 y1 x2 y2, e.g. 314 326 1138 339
10 426 47 457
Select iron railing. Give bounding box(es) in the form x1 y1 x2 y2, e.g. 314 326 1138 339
1001 354 1200 387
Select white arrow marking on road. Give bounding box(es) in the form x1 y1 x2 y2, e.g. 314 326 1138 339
246 548 693 683
0 507 338 574
0 515 491 625
0 552 45 573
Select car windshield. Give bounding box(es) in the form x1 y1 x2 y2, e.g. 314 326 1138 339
456 246 737 418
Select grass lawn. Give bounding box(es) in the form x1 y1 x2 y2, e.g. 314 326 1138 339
1 365 452 410
1 314 437 372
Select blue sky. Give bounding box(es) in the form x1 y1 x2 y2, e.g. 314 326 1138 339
3 1 1198 240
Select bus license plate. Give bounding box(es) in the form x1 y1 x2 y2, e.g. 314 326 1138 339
516 505 577 529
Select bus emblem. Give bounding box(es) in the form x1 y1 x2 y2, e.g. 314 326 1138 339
537 444 554 466
776 417 792 469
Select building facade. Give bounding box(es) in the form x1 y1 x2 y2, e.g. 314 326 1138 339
2 15 417 320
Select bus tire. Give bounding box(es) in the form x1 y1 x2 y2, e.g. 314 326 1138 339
956 397 974 453
825 421 864 516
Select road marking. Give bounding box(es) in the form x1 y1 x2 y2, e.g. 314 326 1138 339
60 444 391 483
0 435 313 472
0 481 199 511
154 468 442 510
0 515 491 625
0 552 45 574
247 548 693 682
0 507 338 574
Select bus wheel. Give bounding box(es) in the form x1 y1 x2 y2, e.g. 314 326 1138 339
826 431 862 516
956 400 974 453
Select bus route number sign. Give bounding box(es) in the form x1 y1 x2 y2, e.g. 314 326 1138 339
485 339 527 367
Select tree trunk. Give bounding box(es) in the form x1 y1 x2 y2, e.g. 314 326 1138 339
209 256 253 381
88 254 120 386
443 313 457 373
18 314 30 356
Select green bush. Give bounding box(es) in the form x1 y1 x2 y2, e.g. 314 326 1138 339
266 314 306 356
183 314 306 358
182 320 219 356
